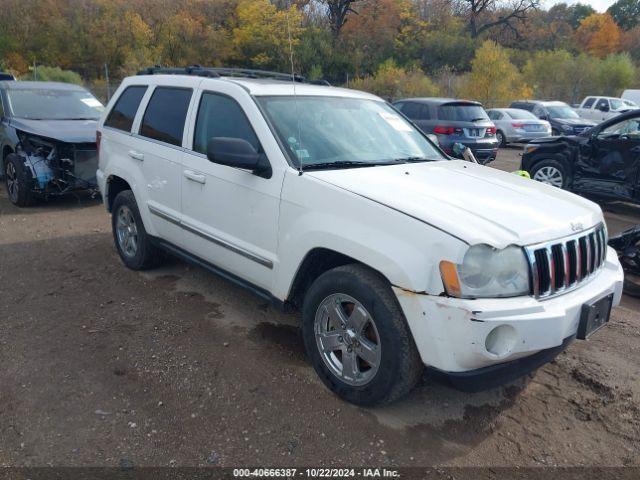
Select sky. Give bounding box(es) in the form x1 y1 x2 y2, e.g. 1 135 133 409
544 0 617 11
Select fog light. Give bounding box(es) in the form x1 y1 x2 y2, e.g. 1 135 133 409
485 325 517 356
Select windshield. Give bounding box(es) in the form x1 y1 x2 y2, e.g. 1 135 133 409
506 109 537 120
256 96 445 168
7 88 104 120
438 104 489 122
547 105 579 119
624 99 638 108
610 99 624 110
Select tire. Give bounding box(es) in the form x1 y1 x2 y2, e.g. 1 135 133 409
302 264 423 406
552 128 560 136
111 190 162 270
4 154 35 207
530 158 568 189
497 130 507 147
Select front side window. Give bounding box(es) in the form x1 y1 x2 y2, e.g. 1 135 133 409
257 96 445 168
595 99 609 111
488 111 502 120
193 92 260 155
140 87 192 146
8 88 104 120
105 86 147 132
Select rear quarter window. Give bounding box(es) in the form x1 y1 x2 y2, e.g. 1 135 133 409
139 87 193 147
104 86 147 132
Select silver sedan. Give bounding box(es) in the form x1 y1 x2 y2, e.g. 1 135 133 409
487 108 552 146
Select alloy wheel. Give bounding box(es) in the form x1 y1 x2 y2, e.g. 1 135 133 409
314 293 381 386
533 165 563 188
6 162 19 203
116 206 139 258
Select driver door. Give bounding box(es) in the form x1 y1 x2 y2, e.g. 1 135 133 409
573 114 640 201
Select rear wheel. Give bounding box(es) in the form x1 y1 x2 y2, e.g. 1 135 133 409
4 155 35 207
111 190 162 270
302 264 423 406
530 159 567 188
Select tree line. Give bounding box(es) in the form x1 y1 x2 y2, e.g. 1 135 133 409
0 0 638 106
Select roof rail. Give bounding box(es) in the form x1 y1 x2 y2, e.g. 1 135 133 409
136 65 329 85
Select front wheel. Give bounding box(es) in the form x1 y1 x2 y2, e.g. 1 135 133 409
4 155 35 207
496 130 506 147
302 264 423 406
530 159 567 188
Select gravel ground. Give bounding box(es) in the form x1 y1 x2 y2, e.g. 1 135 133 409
1 149 639 468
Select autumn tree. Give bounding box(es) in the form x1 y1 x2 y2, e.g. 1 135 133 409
230 0 303 71
350 59 440 100
459 40 530 107
607 0 640 30
597 53 636 96
575 13 621 58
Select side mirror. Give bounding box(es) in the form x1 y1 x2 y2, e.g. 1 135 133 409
597 104 610 112
207 137 271 178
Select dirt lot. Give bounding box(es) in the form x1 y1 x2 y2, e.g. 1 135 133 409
1 149 640 468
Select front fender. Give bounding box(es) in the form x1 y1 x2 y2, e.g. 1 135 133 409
273 171 468 301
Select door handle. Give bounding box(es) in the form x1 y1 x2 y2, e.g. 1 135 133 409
183 170 206 184
128 150 144 161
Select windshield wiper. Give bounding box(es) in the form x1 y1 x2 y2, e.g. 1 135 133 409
303 160 401 171
393 156 432 163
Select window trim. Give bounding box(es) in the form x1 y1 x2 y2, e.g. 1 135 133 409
138 86 193 148
103 85 148 134
191 90 265 158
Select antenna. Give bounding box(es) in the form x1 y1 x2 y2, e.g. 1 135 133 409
286 11 304 176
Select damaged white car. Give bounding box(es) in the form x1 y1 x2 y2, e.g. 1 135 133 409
1 81 103 206
97 67 624 405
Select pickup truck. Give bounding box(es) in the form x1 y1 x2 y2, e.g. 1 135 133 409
575 96 634 123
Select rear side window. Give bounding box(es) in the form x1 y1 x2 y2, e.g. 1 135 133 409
104 86 147 132
193 92 260 155
140 87 192 146
400 102 430 120
583 97 595 108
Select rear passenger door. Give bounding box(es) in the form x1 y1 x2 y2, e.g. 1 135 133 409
180 86 283 291
133 85 194 246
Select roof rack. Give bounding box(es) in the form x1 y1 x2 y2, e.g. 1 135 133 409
137 65 330 85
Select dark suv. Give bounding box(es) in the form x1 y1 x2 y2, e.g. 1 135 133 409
510 100 596 136
393 98 498 164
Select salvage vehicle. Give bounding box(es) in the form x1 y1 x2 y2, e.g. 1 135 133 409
393 98 499 165
575 96 633 123
609 225 640 297
486 108 551 146
510 100 596 136
0 81 104 206
521 110 640 203
97 66 623 405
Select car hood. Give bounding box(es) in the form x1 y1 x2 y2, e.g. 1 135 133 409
9 118 98 143
552 117 596 127
307 160 602 248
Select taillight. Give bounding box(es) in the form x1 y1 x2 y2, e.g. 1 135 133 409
511 123 524 128
486 127 496 135
434 126 462 135
96 130 102 154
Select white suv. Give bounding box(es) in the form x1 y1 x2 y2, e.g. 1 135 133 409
97 67 624 405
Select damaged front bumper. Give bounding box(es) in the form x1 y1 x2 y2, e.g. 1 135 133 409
393 247 624 379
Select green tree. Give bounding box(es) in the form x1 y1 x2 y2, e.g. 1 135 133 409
523 50 573 100
350 59 440 100
596 53 636 96
607 0 640 30
33 66 83 84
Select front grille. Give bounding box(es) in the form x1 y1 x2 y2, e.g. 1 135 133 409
525 224 607 298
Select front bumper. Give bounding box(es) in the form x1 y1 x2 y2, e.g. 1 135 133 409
393 247 623 374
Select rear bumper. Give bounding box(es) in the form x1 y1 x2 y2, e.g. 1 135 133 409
393 247 624 374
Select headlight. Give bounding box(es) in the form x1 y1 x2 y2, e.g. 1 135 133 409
440 245 530 298
523 144 538 154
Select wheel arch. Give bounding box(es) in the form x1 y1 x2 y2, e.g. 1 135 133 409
106 175 132 212
285 248 392 309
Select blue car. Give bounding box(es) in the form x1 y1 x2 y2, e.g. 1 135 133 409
1 81 104 206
